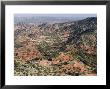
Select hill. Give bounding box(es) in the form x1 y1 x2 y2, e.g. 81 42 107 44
14 17 97 76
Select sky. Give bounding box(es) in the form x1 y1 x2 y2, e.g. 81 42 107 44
15 14 97 18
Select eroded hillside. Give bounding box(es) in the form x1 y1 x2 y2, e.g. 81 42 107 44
14 17 97 76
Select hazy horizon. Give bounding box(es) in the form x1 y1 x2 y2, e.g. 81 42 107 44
15 14 96 18
14 14 97 23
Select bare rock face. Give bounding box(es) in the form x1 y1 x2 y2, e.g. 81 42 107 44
14 46 42 61
39 60 51 67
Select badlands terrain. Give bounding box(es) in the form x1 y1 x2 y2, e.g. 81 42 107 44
14 16 97 76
